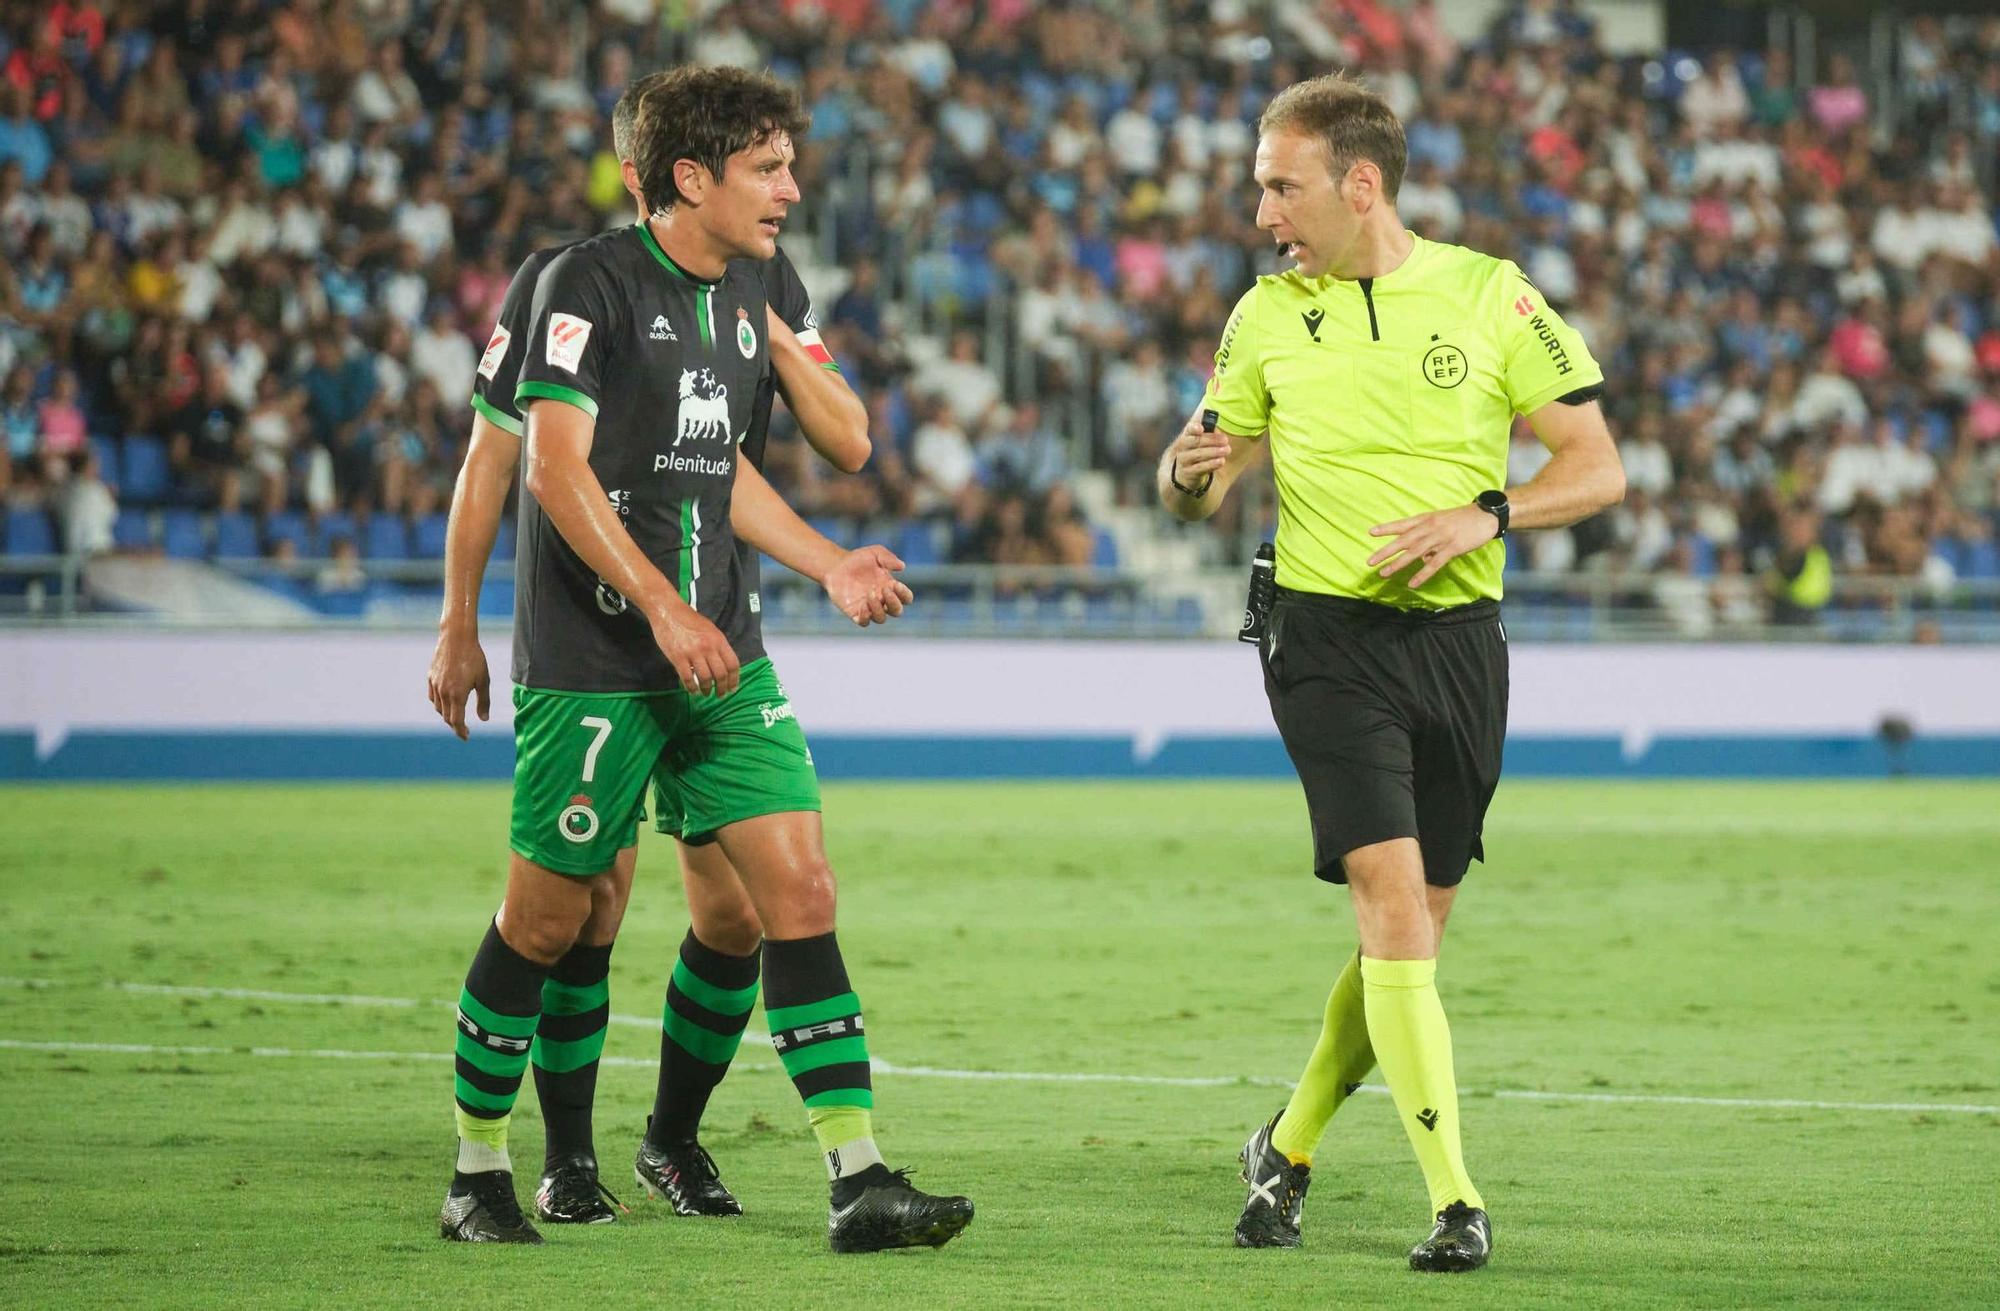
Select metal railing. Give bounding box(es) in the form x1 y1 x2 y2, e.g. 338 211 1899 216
3 555 1998 643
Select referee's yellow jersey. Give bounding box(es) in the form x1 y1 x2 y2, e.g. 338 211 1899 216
1204 233 1603 609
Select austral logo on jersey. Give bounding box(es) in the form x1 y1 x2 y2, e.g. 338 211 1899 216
649 314 677 342
1423 336 1467 389
1301 307 1326 342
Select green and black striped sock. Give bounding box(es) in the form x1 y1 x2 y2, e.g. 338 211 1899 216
532 940 613 1169
452 920 549 1174
762 931 883 1181
645 930 760 1149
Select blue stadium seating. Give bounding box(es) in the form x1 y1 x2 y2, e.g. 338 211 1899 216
412 513 449 560
363 515 410 560
90 435 119 485
1966 540 2000 580
313 512 357 556
120 436 170 505
214 512 258 559
263 511 309 556
490 516 516 563
4 509 56 555
161 509 207 559
112 509 152 551
1090 527 1119 569
895 520 944 567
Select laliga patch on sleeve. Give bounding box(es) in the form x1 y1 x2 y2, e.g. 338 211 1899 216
477 324 511 381
546 313 593 373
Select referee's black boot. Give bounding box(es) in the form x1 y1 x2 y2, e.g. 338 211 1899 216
1408 1200 1491 1272
1234 1114 1309 1248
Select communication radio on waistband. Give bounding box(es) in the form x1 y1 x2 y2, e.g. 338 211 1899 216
1240 541 1275 646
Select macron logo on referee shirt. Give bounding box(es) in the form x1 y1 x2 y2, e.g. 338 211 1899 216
546 313 592 373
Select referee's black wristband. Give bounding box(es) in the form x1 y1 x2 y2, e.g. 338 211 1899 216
1170 459 1212 498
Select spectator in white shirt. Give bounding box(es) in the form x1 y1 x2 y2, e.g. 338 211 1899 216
1680 54 1750 138
1620 408 1676 497
411 305 475 410
1106 104 1163 180
914 329 1001 430
910 395 977 511
394 173 454 264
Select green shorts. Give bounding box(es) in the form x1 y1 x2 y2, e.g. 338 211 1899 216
509 657 822 877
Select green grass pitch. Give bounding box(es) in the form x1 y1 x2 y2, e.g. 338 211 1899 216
2 779 1997 1308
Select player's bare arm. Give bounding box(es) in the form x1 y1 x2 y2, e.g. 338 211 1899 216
427 414 520 738
767 310 870 473
1367 400 1625 589
1157 401 1267 522
731 456 911 626
524 398 740 696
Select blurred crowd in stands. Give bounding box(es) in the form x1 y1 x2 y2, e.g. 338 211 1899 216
1 0 1998 631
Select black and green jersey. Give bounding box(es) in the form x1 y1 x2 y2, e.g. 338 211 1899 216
510 222 772 693
471 238 824 688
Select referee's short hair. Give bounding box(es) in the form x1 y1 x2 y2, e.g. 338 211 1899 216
611 70 672 164
631 67 810 215
1260 73 1407 201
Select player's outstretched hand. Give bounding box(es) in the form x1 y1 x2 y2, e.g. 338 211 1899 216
1366 504 1500 589
824 545 913 626
648 605 741 697
427 629 491 740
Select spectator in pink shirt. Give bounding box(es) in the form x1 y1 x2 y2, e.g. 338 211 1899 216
1809 54 1868 138
37 368 87 475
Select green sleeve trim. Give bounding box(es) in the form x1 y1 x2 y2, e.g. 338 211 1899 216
540 977 610 1016
456 991 540 1040
469 392 524 437
803 1087 875 1110
671 959 761 1016
764 991 861 1032
775 1035 872 1076
516 381 600 419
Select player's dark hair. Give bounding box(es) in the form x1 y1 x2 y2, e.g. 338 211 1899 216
611 69 673 163
632 66 810 215
1260 72 1406 201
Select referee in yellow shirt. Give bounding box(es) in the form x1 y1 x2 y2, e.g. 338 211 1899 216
1159 74 1625 1272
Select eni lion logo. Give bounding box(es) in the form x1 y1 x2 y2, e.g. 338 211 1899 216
675 368 731 446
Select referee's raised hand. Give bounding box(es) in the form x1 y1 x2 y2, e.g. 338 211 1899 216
1366 504 1501 589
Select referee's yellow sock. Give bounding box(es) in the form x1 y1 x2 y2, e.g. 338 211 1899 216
1360 955 1484 1216
1271 951 1373 1164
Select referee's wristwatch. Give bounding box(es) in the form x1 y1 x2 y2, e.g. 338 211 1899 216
1474 489 1510 539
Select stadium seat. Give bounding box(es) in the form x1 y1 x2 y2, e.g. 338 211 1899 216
120 436 171 505
363 515 411 560
263 511 310 556
214 512 258 559
4 508 57 556
313 512 357 556
160 509 207 560
1966 541 2000 580
90 435 120 485
478 578 515 618
895 521 944 567
413 513 450 560
1090 527 1120 569
112 509 153 551
490 516 516 563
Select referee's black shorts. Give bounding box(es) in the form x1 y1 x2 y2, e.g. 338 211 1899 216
1261 587 1508 888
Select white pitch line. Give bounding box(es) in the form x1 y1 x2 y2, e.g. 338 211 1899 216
4 977 1996 1115
0 974 764 1041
